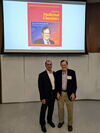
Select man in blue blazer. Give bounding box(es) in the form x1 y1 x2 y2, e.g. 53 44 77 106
34 27 55 44
38 60 56 132
56 60 77 132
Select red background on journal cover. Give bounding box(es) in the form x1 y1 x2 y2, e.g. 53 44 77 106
28 3 62 47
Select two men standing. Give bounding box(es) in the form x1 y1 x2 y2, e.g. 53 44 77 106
38 60 77 132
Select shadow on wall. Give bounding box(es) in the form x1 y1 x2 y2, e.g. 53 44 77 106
0 2 3 103
0 2 3 52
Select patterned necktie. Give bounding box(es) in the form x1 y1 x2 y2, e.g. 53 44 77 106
47 40 50 44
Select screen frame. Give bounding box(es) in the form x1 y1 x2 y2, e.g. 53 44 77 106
1 0 88 54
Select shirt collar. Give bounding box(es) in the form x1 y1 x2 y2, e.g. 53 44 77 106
46 69 53 74
62 70 67 74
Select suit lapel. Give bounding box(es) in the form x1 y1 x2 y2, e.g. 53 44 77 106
45 71 52 86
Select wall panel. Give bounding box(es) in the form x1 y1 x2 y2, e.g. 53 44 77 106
1 54 100 103
87 3 100 52
1 55 25 102
24 56 46 101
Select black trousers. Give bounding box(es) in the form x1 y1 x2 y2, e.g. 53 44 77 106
39 98 55 126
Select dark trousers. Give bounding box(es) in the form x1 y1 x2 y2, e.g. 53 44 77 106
39 98 55 126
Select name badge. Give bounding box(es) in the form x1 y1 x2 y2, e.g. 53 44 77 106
67 76 72 80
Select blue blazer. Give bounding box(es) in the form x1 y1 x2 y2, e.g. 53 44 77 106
34 38 54 44
56 69 77 100
38 70 56 100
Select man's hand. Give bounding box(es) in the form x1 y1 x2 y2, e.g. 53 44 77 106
57 92 61 100
41 99 46 104
70 93 76 101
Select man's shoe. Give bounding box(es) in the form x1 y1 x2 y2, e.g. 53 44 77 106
68 125 73 132
58 122 64 128
41 125 47 132
48 121 55 128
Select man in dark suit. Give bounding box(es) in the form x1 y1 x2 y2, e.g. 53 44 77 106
34 27 55 44
56 60 77 132
38 60 56 132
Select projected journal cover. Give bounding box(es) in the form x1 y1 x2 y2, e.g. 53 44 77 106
28 3 62 47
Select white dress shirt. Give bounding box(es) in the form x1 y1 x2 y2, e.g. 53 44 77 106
47 70 55 90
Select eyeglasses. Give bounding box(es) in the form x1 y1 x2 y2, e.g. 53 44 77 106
46 63 52 65
43 33 51 35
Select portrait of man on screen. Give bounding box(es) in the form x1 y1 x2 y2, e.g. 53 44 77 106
34 27 55 45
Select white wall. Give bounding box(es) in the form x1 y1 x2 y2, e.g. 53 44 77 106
1 53 100 103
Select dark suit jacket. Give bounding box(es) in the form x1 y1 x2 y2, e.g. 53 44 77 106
38 70 56 100
34 38 54 44
55 69 77 100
